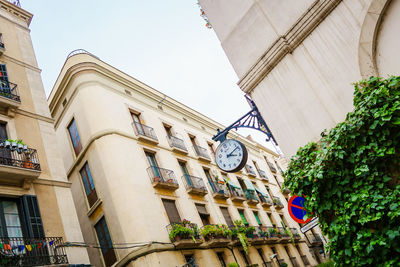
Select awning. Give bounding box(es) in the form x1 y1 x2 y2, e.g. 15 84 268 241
255 187 267 197
244 179 255 191
226 179 241 189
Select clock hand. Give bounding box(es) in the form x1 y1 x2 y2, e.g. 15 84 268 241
227 146 239 157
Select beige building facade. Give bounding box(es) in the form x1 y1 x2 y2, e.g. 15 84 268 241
0 0 90 265
48 51 321 267
199 0 400 156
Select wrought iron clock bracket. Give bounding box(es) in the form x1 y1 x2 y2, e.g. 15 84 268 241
212 95 278 145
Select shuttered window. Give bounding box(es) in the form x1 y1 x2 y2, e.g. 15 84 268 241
95 217 117 267
21 195 45 238
238 210 248 225
79 162 98 207
220 207 234 226
253 211 262 226
0 64 10 90
68 119 82 156
162 199 181 223
195 203 210 225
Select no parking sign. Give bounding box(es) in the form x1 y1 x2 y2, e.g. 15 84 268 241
288 195 313 224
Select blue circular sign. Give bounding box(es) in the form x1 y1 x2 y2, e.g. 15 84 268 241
288 195 312 224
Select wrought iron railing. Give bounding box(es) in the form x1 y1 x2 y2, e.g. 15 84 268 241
228 186 245 198
0 144 40 171
132 122 158 141
147 166 177 185
167 135 187 151
245 164 256 176
209 181 229 196
290 228 301 239
272 197 284 208
244 190 259 202
301 255 310 265
193 145 211 160
0 82 21 102
182 175 207 192
277 227 291 237
0 237 67 266
267 162 277 173
258 169 268 179
258 194 273 205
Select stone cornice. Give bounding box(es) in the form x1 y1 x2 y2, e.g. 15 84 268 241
238 0 342 94
0 0 33 26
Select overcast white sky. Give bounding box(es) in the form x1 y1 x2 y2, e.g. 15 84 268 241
22 0 278 152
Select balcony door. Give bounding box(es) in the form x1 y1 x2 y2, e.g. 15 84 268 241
0 64 10 93
179 161 192 186
131 112 144 135
0 200 23 238
0 123 10 160
145 152 161 179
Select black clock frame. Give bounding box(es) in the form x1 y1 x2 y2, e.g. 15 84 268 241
215 139 248 173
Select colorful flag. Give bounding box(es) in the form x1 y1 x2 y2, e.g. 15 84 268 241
26 245 32 251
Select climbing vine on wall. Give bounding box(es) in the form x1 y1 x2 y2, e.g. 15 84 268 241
284 76 400 266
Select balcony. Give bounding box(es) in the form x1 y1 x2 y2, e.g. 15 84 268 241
306 232 323 246
277 227 291 243
244 190 259 205
229 187 246 203
0 145 41 188
290 257 300 267
272 197 284 209
258 195 273 208
193 145 211 162
167 135 188 154
147 166 178 191
209 181 229 200
258 169 268 180
200 224 231 247
265 227 279 243
132 121 158 144
182 175 208 196
267 162 277 173
0 237 68 266
290 228 301 241
167 222 202 249
0 82 21 110
244 164 256 177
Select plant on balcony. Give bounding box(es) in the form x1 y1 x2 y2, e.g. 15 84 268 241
230 220 251 254
227 263 239 267
280 263 288 267
269 228 279 237
284 76 400 266
168 224 195 242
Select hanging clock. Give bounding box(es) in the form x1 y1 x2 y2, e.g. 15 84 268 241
215 139 248 173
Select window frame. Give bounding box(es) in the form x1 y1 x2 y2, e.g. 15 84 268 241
79 162 98 207
67 118 83 156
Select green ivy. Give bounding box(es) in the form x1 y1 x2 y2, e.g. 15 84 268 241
284 76 400 266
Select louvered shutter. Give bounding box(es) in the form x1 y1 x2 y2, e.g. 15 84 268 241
162 199 181 223
220 207 234 226
21 195 45 238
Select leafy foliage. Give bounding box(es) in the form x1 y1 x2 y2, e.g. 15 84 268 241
284 77 400 266
230 220 251 254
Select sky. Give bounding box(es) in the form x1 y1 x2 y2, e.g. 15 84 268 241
22 0 278 152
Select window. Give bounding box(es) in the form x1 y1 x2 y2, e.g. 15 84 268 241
184 254 197 267
94 217 116 267
0 200 23 238
220 207 234 227
266 212 275 226
253 211 262 226
0 64 10 91
79 162 98 207
162 199 181 223
195 203 210 226
238 209 248 225
179 161 192 187
146 151 162 179
279 214 287 227
208 142 215 159
203 168 216 191
240 250 251 265
131 112 144 135
164 124 172 137
217 252 226 267
0 122 10 159
68 119 82 155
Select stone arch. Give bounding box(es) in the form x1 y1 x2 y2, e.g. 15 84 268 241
358 0 391 79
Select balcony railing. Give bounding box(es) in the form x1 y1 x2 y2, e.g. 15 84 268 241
0 82 21 102
182 175 207 195
209 181 229 199
245 164 256 176
301 255 310 266
290 228 301 240
306 233 323 245
0 145 40 171
272 197 284 209
229 187 246 201
193 145 211 160
147 166 178 189
167 135 187 152
258 169 268 179
267 162 277 173
0 237 68 266
132 121 158 142
244 190 259 203
258 194 273 206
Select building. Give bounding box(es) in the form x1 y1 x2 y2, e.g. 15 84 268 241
48 50 320 267
198 0 400 156
0 0 90 265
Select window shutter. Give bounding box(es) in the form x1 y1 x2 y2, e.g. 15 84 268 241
162 199 181 223
21 195 45 238
220 207 234 226
195 204 209 216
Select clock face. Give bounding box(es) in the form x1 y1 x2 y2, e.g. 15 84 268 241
215 139 248 173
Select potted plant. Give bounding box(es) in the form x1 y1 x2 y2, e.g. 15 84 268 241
168 223 194 242
200 224 217 241
4 139 11 148
23 154 33 169
17 140 24 150
23 144 28 153
11 139 17 150
269 228 279 237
